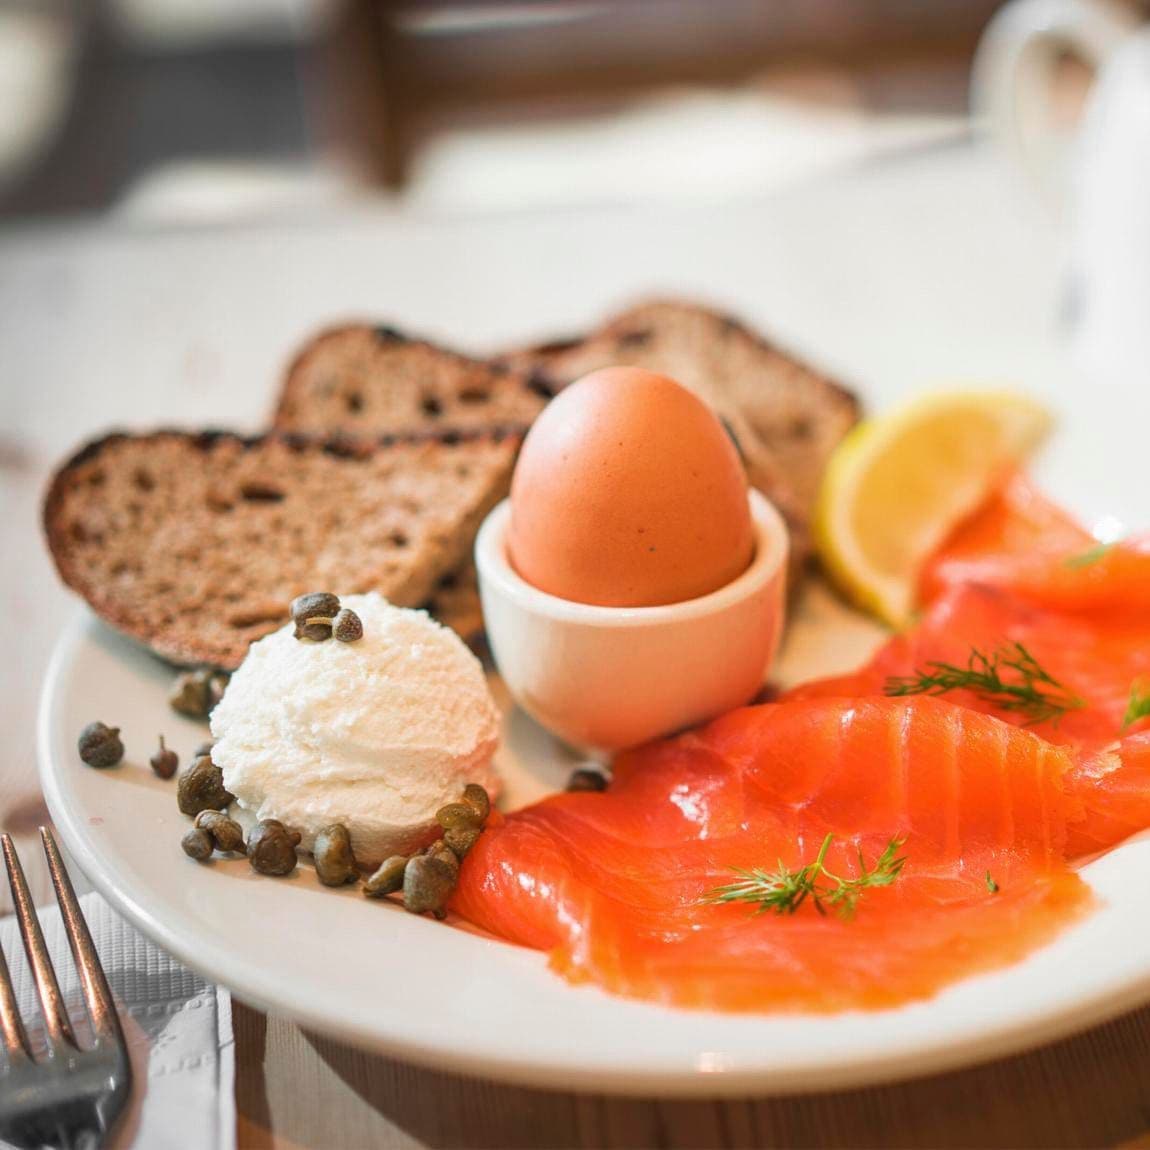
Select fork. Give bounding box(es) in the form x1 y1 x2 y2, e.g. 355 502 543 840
0 829 131 1150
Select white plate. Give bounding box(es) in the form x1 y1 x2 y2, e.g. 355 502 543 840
38 586 1150 1097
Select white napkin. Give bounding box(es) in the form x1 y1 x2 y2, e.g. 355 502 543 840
0 892 235 1150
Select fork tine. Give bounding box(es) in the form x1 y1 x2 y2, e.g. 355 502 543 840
40 827 124 1045
1 833 75 1049
0 933 32 1058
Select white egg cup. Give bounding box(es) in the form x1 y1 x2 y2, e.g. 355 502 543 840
475 490 789 755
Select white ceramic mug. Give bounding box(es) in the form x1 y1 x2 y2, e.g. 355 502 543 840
973 0 1150 383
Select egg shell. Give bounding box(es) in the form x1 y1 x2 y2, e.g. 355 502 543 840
507 367 755 607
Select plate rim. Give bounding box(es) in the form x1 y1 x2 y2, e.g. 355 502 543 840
36 611 1150 1098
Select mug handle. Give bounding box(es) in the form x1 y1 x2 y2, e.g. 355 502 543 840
971 0 1135 210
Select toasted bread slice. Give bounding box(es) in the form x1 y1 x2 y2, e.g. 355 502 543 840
500 299 859 561
274 324 548 437
426 560 485 642
44 429 519 669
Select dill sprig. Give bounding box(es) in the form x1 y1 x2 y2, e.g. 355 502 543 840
703 834 906 920
985 871 999 894
1122 680 1150 730
884 642 1085 726
1063 542 1115 569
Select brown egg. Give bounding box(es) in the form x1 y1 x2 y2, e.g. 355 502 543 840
507 367 754 607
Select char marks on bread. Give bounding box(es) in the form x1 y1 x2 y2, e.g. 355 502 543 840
273 323 548 439
43 429 519 669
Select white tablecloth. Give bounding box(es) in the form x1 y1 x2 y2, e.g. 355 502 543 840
0 892 234 1150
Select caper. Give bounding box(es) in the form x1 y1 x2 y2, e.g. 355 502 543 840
194 810 245 853
169 671 209 717
443 825 481 859
169 669 230 719
332 608 363 643
293 620 332 642
364 855 408 898
247 819 300 876
78 721 124 768
291 591 340 623
436 802 480 832
177 754 234 817
149 735 179 779
425 839 461 878
181 827 213 862
313 823 359 886
461 783 491 823
566 769 608 793
403 853 457 919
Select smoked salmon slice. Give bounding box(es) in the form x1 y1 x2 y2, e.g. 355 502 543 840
1063 733 1150 859
919 474 1092 604
920 473 1150 616
791 582 1150 751
454 698 1092 1012
793 476 1150 854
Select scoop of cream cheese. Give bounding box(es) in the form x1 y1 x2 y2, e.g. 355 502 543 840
210 593 501 866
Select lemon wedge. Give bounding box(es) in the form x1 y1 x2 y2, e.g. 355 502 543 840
814 390 1053 627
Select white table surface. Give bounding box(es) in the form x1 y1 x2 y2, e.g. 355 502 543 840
5 141 1150 1148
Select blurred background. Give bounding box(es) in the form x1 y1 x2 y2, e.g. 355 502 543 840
0 0 1110 224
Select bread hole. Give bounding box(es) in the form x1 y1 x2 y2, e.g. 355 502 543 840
69 521 89 543
193 432 226 452
530 336 581 356
110 560 132 577
526 371 557 400
420 395 443 418
789 417 813 441
618 327 652 348
240 481 285 503
323 437 364 461
133 468 155 492
388 531 409 549
345 392 364 414
458 387 490 405
87 470 105 488
455 464 471 479
228 606 285 629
